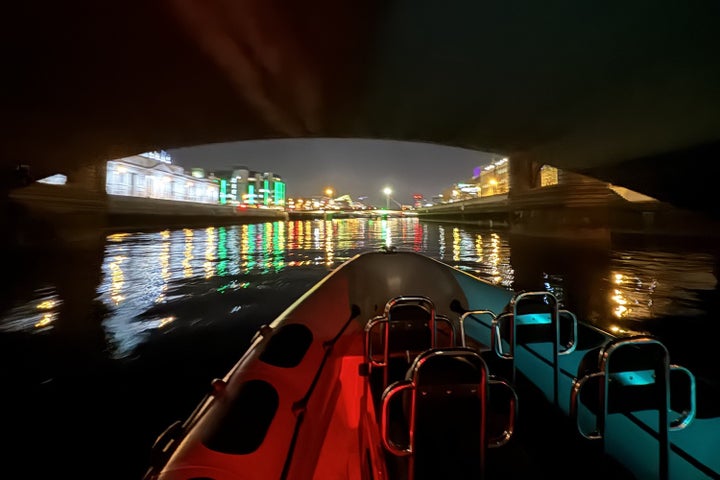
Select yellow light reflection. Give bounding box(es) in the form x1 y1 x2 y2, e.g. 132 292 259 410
288 221 297 250
110 255 127 305
304 221 313 250
263 223 273 271
452 227 461 262
609 324 632 335
274 221 286 270
36 299 57 310
325 220 334 266
204 227 216 279
614 305 629 318
489 233 502 284
240 224 257 272
156 235 170 303
107 233 130 242
34 312 57 328
611 286 630 318
157 316 175 328
183 228 194 278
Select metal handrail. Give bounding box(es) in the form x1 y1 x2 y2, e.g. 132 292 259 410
364 315 388 368
488 376 518 448
380 381 414 456
458 309 496 347
669 364 696 430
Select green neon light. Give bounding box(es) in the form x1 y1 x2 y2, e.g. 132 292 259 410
220 179 227 205
217 227 227 276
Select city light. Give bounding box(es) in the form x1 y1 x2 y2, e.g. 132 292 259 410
383 187 392 209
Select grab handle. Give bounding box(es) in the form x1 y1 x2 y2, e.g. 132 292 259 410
380 382 414 456
570 371 604 440
459 309 496 347
487 376 518 448
669 365 696 430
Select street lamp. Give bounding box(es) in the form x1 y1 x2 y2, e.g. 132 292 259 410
383 187 392 210
324 188 334 209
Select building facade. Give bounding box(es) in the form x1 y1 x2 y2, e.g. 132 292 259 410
215 166 286 207
440 158 561 203
106 151 219 204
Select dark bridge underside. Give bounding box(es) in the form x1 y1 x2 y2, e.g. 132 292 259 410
3 1 720 217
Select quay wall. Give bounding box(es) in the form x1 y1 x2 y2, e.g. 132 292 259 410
4 183 287 248
416 184 720 240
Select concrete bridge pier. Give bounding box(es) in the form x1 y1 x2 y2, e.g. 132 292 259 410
3 161 110 250
508 155 542 193
507 155 614 243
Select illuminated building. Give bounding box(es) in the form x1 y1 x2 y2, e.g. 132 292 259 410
439 157 562 202
106 151 219 204
213 166 286 207
540 165 559 186
473 157 510 197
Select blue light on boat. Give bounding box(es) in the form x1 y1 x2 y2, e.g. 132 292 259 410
515 313 552 325
609 370 656 386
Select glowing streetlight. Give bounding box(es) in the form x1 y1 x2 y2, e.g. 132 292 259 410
383 187 392 209
323 188 334 209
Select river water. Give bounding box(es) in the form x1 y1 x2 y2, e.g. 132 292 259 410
1 217 718 479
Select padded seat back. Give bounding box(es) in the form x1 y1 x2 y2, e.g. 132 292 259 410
381 348 516 480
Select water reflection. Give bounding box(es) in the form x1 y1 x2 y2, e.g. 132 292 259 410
1 218 717 365
608 250 717 320
0 218 716 480
0 289 62 332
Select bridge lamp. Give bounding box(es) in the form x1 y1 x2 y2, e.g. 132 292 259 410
383 187 392 209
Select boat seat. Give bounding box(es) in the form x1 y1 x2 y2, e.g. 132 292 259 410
364 296 458 405
571 336 697 478
492 291 578 406
381 347 516 480
572 336 696 420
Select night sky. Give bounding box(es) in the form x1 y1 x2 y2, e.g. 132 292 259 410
168 139 498 206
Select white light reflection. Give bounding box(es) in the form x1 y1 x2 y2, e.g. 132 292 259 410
453 228 461 262
35 312 57 328
109 255 127 305
325 220 335 266
438 226 446 259
0 290 63 333
183 229 195 278
489 233 502 284
475 234 483 263
204 227 216 279
156 231 170 303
